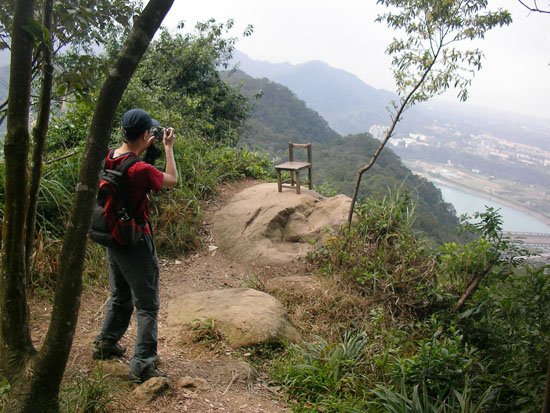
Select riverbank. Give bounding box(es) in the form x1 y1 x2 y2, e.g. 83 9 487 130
421 173 550 227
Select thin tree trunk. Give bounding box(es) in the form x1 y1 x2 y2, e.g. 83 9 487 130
347 48 441 225
25 0 55 284
452 262 492 313
3 0 174 411
0 0 36 392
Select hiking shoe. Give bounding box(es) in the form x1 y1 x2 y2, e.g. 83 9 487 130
92 340 127 360
128 365 168 383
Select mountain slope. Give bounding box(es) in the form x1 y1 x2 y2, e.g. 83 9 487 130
224 70 340 155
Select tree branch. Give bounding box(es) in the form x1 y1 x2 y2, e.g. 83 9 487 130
25 0 55 281
452 261 493 313
518 0 550 14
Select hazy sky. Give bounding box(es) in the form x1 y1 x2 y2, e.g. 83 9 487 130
163 0 550 121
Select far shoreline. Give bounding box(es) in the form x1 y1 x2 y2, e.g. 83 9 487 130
421 174 550 228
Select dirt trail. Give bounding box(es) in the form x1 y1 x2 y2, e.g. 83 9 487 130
49 179 300 412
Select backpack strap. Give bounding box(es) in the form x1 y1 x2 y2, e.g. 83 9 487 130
114 152 139 175
113 153 139 215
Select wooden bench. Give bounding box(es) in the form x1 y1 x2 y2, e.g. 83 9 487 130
275 143 312 194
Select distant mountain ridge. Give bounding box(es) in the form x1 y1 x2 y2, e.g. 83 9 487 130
232 51 550 152
233 50 397 134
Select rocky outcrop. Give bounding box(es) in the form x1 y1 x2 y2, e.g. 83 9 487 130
213 183 351 264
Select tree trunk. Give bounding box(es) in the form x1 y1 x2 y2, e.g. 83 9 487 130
25 0 54 283
0 0 36 388
2 0 174 411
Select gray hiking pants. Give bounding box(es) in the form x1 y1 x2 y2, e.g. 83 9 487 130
97 234 159 376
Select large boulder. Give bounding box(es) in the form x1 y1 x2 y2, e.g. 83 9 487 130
164 288 301 348
213 183 350 264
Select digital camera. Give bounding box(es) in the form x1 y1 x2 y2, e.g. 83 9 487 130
151 126 165 141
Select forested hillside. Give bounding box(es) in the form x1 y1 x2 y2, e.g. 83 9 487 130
223 70 339 153
225 70 459 243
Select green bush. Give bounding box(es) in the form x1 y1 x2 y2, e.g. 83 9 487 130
173 136 271 199
388 320 483 400
314 191 437 316
456 264 550 412
278 204 547 412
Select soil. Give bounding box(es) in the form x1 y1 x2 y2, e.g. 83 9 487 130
30 179 305 412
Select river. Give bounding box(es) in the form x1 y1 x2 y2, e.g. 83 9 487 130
435 184 550 234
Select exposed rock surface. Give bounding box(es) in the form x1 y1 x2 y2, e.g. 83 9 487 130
133 377 171 403
165 288 301 348
213 183 351 264
212 361 258 384
93 360 129 380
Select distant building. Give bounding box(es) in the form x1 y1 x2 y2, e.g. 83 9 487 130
369 125 388 141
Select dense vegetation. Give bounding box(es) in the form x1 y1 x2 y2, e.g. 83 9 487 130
273 198 549 412
2 20 270 262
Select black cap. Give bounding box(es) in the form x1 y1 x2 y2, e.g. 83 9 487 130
121 109 158 135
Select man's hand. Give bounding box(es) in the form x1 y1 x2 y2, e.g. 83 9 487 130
161 127 178 188
163 127 175 149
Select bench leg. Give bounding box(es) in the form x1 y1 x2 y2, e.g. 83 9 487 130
296 171 301 194
308 167 312 189
276 169 282 192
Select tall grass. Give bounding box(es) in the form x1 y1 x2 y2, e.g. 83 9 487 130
372 376 496 413
60 369 121 413
274 331 371 412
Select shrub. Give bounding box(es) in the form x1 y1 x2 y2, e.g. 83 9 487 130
456 264 550 412
314 191 437 317
388 319 483 400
